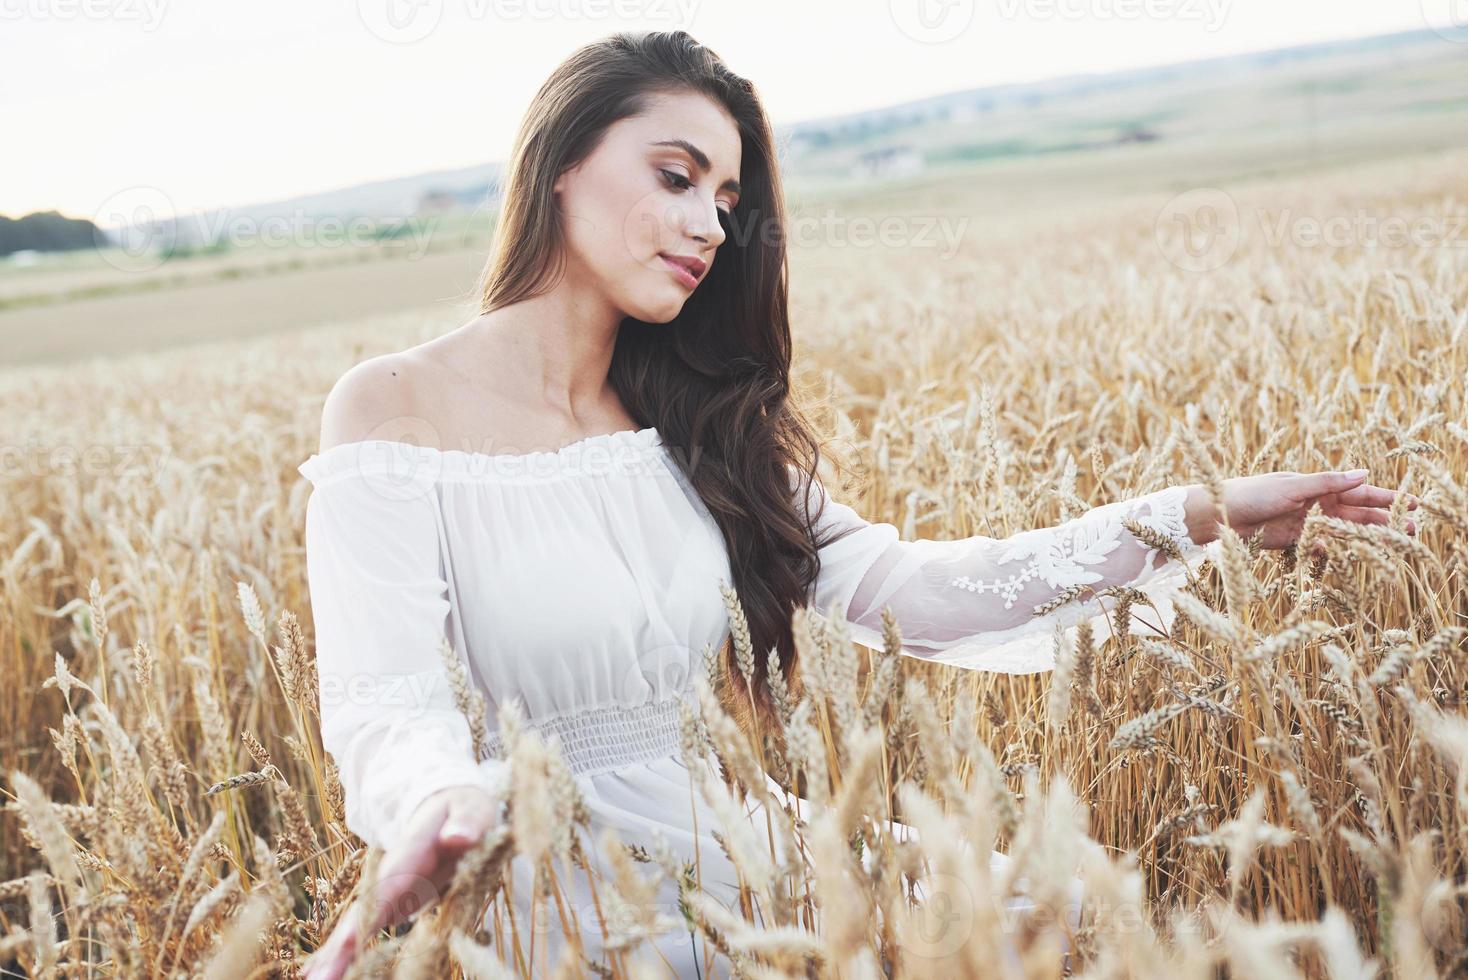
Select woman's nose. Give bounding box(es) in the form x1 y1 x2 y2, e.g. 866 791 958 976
680 195 726 248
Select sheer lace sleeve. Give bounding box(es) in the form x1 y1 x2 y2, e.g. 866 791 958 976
298 449 508 852
795 468 1212 673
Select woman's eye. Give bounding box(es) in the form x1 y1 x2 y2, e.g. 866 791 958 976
660 168 733 225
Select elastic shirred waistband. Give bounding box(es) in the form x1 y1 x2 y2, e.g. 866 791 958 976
482 694 692 777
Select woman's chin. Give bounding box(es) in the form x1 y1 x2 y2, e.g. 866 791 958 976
632 293 689 324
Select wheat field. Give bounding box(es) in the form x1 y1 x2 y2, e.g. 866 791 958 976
2 146 1467 978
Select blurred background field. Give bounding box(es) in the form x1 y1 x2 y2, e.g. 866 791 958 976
2 27 1465 365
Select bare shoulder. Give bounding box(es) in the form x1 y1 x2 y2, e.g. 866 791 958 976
317 349 437 454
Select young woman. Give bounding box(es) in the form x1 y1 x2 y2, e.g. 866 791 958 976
297 30 1417 979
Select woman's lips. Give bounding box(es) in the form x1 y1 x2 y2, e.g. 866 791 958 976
660 254 699 290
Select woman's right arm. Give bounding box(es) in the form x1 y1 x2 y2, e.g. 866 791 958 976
305 357 509 850
300 461 507 853
298 366 508 978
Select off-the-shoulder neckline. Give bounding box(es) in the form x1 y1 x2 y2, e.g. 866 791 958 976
298 426 665 486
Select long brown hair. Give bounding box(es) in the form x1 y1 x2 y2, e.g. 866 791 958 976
475 30 857 733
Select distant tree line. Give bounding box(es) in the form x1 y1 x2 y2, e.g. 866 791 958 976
0 211 103 256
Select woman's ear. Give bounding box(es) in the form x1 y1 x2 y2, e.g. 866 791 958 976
552 161 580 199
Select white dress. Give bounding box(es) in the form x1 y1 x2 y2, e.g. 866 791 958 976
296 425 1210 976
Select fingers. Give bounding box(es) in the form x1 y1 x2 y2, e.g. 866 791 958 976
1335 484 1420 510
439 793 496 851
1330 504 1418 534
302 900 365 980
309 788 494 975
1331 504 1388 525
1302 473 1422 534
1289 470 1365 502
303 791 495 980
372 811 453 931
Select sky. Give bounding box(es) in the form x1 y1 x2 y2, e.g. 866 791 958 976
3 0 1462 219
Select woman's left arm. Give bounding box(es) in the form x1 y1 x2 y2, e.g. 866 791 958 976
797 466 1417 673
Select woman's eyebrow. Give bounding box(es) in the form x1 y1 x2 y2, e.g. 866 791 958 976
649 138 741 198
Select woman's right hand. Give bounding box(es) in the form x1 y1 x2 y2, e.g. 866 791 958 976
302 783 503 980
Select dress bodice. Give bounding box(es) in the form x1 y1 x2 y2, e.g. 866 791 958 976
303 428 732 713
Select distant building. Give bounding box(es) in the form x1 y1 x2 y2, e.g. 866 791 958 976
1117 126 1161 145
416 190 461 214
415 182 497 215
851 145 924 181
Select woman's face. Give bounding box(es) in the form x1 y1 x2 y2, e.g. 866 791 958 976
553 89 743 324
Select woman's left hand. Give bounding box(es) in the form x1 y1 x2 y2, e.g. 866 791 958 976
1183 470 1419 552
